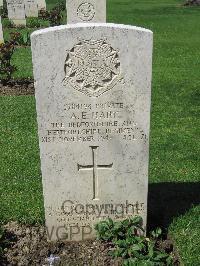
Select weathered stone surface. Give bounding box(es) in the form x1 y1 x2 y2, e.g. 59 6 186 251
66 0 106 24
7 0 26 26
24 0 38 17
31 23 153 241
37 0 46 11
0 16 3 43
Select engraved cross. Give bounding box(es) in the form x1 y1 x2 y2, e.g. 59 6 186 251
78 146 113 200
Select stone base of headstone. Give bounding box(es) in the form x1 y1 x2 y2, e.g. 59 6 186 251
12 19 26 26
25 11 38 18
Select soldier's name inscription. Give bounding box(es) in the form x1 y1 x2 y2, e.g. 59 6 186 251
41 101 147 143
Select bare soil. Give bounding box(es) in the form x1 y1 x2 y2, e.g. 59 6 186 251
0 222 180 266
0 81 34 96
1 222 121 266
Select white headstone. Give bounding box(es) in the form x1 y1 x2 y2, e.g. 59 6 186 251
37 0 46 11
31 23 153 242
66 0 106 24
0 16 3 43
25 0 38 17
7 0 26 26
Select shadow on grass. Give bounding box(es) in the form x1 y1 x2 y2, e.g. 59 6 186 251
147 182 200 232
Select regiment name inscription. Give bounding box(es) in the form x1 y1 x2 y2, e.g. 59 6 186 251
41 101 147 144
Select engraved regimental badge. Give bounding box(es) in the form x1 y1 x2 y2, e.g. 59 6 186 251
77 3 95 21
63 39 121 97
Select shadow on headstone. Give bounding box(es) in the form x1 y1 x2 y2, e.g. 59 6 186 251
147 182 200 232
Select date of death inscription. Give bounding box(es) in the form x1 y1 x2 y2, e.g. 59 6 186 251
41 102 147 143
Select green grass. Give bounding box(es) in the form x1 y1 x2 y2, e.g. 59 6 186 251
0 97 44 224
12 47 33 79
0 0 200 265
170 206 200 265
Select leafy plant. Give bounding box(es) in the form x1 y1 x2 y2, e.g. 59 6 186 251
10 32 31 46
21 32 31 46
57 0 66 12
48 7 63 26
39 9 49 19
0 0 8 18
39 2 64 26
95 216 144 242
0 37 16 83
0 226 16 262
26 17 42 28
0 227 9 257
184 0 200 6
95 217 174 266
0 227 4 256
2 18 12 28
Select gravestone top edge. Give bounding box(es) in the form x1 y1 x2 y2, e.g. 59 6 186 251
31 23 153 39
